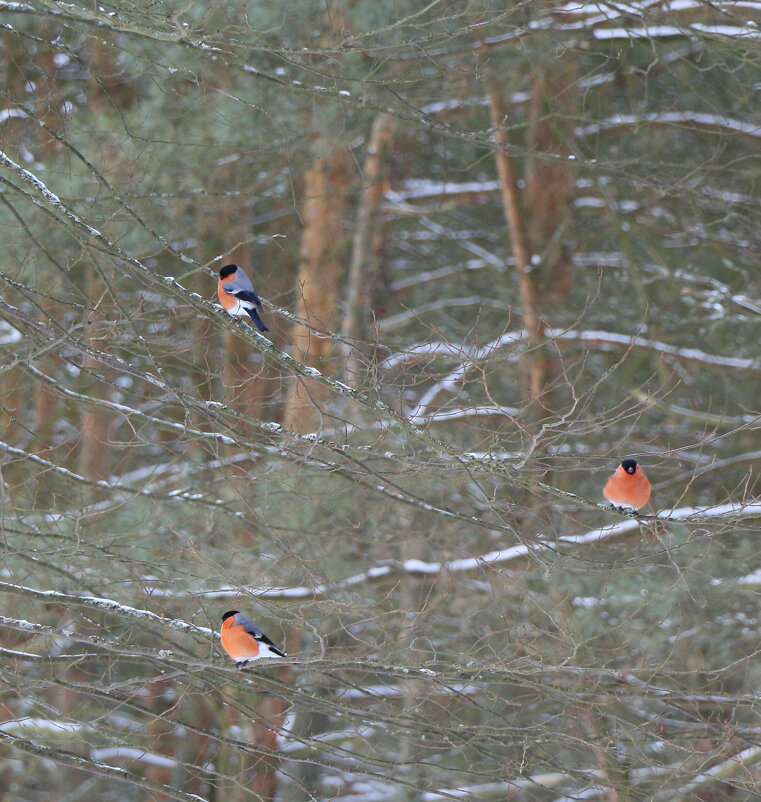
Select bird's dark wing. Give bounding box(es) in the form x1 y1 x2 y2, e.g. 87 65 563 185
264 642 287 658
255 629 278 648
229 289 263 308
239 616 286 657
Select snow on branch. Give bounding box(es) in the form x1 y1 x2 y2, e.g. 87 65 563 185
141 502 761 600
0 613 205 667
0 108 28 124
390 179 500 201
0 436 255 525
576 112 761 140
0 158 515 484
394 325 588 425
670 744 761 802
594 23 761 41
0 320 21 345
556 329 759 370
0 148 102 238
0 439 121 491
387 325 756 431
559 0 761 16
27 363 407 470
2 161 753 541
0 582 214 638
550 2 761 42
0 731 207 802
383 328 759 373
20 369 515 534
421 774 591 801
0 717 88 735
91 747 213 773
0 645 97 661
409 404 520 425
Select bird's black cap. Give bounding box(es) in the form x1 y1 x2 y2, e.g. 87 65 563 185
621 459 638 474
222 611 239 622
219 264 238 279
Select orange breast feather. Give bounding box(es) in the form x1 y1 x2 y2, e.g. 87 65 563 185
603 467 651 509
221 620 260 660
217 279 236 311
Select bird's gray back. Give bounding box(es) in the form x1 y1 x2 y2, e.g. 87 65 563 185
226 268 255 294
234 612 263 638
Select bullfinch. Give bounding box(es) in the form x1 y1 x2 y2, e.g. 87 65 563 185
217 264 269 332
220 610 285 666
603 459 651 510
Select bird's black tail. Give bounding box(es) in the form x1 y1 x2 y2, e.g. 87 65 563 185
246 307 269 332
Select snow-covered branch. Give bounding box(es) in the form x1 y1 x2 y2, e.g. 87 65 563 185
576 112 761 140
140 501 761 600
91 747 213 773
422 774 592 801
383 328 760 373
0 584 213 637
668 744 761 802
409 404 520 425
0 730 207 802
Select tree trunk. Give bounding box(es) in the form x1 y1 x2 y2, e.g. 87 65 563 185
283 146 351 434
341 113 395 388
486 86 545 403
525 65 577 304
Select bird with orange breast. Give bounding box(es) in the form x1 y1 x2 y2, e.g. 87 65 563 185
220 610 286 667
217 264 269 332
603 459 651 511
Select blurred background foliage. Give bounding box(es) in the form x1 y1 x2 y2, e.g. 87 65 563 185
2 0 761 799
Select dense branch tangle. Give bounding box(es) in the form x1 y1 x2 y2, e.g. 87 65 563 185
2 2 761 801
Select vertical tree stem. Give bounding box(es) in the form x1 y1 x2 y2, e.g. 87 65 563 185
487 87 545 402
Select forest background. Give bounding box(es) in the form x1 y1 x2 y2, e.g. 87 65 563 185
2 1 761 800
